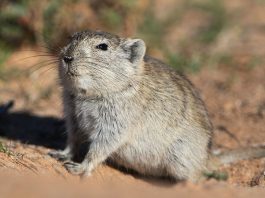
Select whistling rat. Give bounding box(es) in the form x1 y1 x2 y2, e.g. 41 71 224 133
49 30 265 181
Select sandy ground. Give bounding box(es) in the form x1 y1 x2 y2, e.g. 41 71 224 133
0 49 265 197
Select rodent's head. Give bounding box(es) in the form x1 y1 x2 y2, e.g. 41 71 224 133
59 30 146 98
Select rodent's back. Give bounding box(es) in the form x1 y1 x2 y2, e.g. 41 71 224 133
142 56 213 135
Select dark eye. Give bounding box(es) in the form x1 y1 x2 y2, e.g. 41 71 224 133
96 43 108 51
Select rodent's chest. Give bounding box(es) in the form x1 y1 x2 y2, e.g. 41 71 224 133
73 99 122 130
73 100 99 126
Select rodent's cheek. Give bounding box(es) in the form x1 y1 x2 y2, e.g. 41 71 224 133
76 75 94 90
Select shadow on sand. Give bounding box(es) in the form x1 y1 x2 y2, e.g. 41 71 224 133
0 102 66 150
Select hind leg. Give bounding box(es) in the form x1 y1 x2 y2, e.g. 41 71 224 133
165 159 205 183
165 135 209 182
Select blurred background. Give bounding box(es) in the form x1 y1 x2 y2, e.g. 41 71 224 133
0 0 265 190
1 0 265 71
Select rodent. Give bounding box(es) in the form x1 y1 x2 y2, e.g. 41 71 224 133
49 30 265 182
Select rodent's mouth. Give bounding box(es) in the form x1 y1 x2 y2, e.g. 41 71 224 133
66 71 81 77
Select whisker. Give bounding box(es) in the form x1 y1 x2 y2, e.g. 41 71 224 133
25 58 58 69
76 60 130 81
27 60 59 74
77 63 138 94
13 60 59 78
38 65 57 76
36 31 62 54
5 59 58 79
39 43 61 54
18 48 52 53
10 55 57 66
77 64 114 81
78 56 109 66
18 54 57 60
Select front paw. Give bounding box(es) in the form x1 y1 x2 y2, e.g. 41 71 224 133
63 161 91 176
48 150 71 162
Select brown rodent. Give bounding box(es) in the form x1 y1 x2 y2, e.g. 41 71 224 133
49 30 265 182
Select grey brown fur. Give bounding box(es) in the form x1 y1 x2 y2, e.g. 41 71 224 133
49 30 265 182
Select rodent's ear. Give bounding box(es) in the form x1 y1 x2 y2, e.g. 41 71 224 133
122 39 146 65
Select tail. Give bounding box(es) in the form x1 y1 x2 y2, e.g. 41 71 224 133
213 145 265 165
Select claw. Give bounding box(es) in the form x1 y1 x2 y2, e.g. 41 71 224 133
64 161 86 175
63 161 92 178
48 150 71 162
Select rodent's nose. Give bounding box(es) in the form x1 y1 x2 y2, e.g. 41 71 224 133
63 55 74 63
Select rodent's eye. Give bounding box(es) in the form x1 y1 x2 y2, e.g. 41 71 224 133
96 43 108 51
